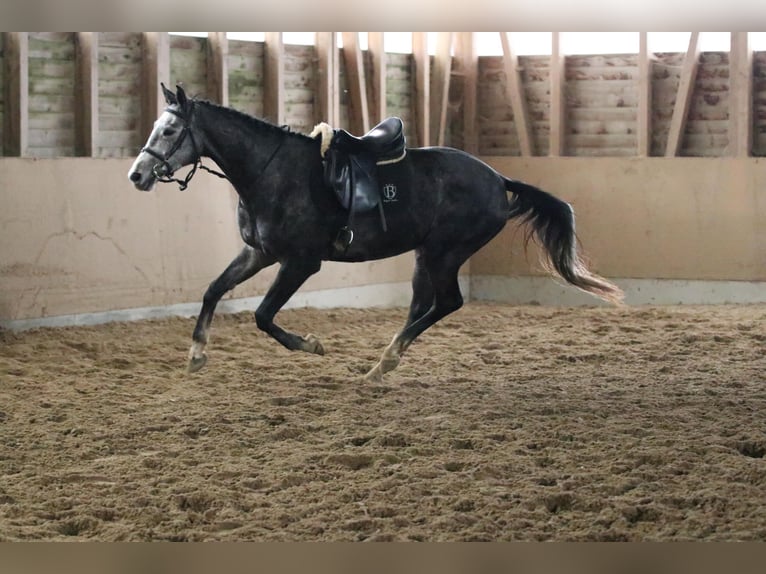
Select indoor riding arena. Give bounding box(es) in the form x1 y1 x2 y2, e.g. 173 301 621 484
0 32 764 542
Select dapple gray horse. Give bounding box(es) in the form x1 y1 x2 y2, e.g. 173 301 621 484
128 85 623 381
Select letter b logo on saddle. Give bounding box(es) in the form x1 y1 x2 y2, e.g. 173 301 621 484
382 183 397 202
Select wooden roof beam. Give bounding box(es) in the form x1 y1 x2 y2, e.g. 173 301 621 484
455 32 478 154
500 32 533 156
206 32 229 106
3 32 29 156
665 32 700 157
413 32 430 147
431 32 454 146
315 32 340 126
75 32 99 157
141 32 170 140
341 32 370 134
367 32 387 125
729 32 752 157
264 32 285 126
549 32 566 157
637 32 655 157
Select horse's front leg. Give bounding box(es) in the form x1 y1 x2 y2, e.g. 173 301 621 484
254 258 324 354
188 246 275 372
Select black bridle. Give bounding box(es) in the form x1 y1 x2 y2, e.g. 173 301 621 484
140 104 228 191
141 102 289 192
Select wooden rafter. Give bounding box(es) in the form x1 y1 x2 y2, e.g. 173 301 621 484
549 32 566 156
431 32 454 146
637 32 654 156
455 32 478 154
3 32 29 156
729 32 752 157
500 32 533 156
413 32 430 147
141 32 170 140
75 32 98 157
665 32 700 157
206 32 229 106
367 32 387 125
315 32 340 126
264 32 285 125
341 32 370 134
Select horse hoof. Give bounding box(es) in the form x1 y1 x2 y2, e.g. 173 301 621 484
380 356 400 373
304 334 325 355
188 354 208 373
362 366 383 383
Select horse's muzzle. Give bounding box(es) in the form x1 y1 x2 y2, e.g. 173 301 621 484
128 169 156 192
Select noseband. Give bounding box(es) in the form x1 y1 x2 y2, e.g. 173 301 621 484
141 104 227 191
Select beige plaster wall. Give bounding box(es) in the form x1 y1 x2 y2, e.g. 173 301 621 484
2 157 764 323
473 157 766 282
0 159 415 322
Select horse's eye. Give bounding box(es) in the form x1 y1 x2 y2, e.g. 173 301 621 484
162 128 176 137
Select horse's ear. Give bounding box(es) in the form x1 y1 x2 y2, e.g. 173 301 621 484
176 84 190 112
161 82 177 105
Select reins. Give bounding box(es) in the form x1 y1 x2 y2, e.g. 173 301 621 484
250 127 289 187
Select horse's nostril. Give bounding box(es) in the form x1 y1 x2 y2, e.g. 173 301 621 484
129 171 142 182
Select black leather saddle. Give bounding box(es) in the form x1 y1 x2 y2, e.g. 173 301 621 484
322 117 406 251
331 117 406 162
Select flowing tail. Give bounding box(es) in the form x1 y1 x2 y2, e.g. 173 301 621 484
504 178 624 305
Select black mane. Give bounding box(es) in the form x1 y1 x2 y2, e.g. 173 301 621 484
193 98 316 143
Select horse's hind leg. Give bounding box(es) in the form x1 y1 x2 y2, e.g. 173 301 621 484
254 258 325 354
362 251 436 381
405 249 434 325
188 246 275 372
363 250 466 383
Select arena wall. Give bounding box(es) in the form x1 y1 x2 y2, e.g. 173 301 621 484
0 158 420 328
1 155 764 328
2 33 765 328
472 156 766 305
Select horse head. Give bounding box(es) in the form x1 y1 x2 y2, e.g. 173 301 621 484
128 84 199 191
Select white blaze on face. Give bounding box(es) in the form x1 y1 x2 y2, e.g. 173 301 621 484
127 110 182 191
127 152 157 191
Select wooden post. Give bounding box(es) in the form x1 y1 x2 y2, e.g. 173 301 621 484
431 32 454 146
729 32 752 157
549 32 566 157
665 32 700 157
315 32 339 126
75 32 99 157
141 32 170 139
500 32 533 156
206 32 229 106
3 32 29 156
637 32 654 156
368 32 387 125
264 32 285 125
341 32 370 134
455 32 478 154
413 32 430 147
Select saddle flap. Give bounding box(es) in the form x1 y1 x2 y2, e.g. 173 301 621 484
329 152 380 213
